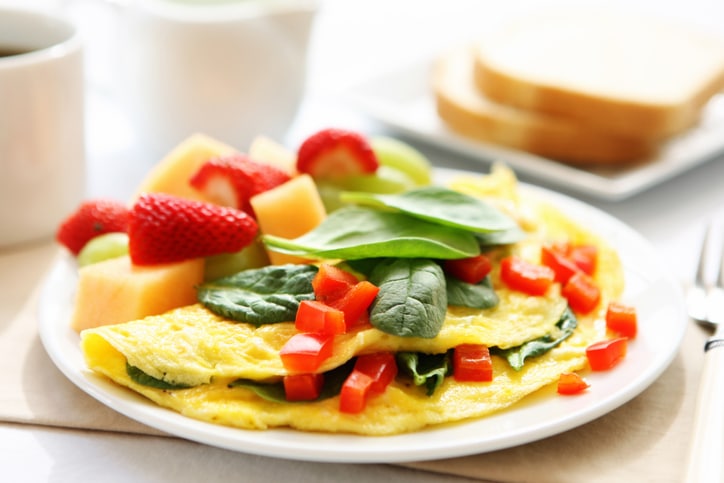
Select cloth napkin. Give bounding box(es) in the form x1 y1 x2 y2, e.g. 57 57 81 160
0 241 705 482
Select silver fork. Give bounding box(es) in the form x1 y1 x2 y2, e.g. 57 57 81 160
684 224 724 483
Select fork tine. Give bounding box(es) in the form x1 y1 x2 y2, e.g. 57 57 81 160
711 226 724 325
688 225 712 322
717 231 724 289
696 224 712 288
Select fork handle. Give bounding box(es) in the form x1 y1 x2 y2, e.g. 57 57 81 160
684 338 724 483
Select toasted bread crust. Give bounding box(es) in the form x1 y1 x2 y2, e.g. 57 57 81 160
433 46 658 166
472 54 711 141
471 9 724 140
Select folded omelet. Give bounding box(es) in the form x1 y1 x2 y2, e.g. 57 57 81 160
80 167 623 436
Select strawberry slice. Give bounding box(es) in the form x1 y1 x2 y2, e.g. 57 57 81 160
56 199 130 255
128 193 258 265
188 154 291 216
296 128 379 178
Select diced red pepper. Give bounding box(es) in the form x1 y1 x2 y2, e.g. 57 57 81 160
312 263 359 302
541 244 580 284
557 372 590 395
569 244 598 275
586 337 627 371
295 300 346 335
453 344 493 382
606 302 638 338
353 352 397 394
328 280 380 329
444 254 492 284
339 370 374 414
283 373 324 401
562 271 601 314
279 333 334 373
500 255 555 296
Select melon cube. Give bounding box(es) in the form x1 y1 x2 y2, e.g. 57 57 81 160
70 255 205 332
248 135 298 177
133 133 238 202
250 174 326 265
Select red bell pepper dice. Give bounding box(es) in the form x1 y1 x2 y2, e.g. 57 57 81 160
279 333 335 373
283 373 324 401
562 271 601 314
444 254 492 284
541 244 580 284
329 280 380 329
339 370 374 414
353 352 397 394
500 255 555 296
295 300 346 335
569 244 598 275
312 263 359 302
586 337 628 371
453 344 493 382
605 302 638 338
557 372 590 395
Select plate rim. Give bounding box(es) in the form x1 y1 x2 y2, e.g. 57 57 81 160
37 168 688 463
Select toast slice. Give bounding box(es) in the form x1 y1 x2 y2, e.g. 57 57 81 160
433 45 658 165
473 9 724 140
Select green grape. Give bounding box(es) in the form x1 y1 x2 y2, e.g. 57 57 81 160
371 136 432 186
335 166 417 193
316 182 345 212
77 232 129 266
204 240 270 281
317 166 417 212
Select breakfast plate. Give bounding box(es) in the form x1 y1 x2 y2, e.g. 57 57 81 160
344 59 724 201
38 168 686 463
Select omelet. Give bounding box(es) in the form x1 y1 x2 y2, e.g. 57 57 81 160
79 166 624 436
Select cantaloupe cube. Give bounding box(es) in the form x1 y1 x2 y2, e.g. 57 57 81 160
133 133 238 202
70 255 205 332
248 135 298 176
250 174 326 265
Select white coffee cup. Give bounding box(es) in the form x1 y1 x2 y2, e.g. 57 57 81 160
111 0 318 159
0 7 85 248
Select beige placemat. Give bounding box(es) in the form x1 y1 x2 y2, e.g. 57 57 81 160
0 241 705 482
0 241 165 436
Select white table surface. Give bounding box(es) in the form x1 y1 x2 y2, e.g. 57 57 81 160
2 0 724 481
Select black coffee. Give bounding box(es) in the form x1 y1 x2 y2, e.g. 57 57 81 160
0 46 33 58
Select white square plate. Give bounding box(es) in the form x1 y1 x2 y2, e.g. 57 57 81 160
344 59 724 201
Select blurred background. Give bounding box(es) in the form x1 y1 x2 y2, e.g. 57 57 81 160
1 0 722 196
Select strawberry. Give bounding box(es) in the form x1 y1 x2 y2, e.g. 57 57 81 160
128 193 258 265
296 128 379 178
56 199 130 255
189 154 291 216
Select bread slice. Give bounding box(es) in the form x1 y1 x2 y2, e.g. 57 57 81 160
473 9 724 140
433 45 658 165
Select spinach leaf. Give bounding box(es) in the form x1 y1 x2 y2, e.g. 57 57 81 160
493 307 578 371
228 360 355 403
368 258 447 338
262 206 480 260
197 264 318 325
446 275 499 309
475 225 525 246
340 186 517 233
396 351 451 396
126 363 192 390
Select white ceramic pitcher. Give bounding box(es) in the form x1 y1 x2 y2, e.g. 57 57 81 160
111 0 318 159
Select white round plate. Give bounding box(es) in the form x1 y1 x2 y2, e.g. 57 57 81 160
38 168 687 463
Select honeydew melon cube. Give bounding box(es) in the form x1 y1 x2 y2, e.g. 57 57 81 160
133 133 238 202
70 255 205 332
250 174 326 265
